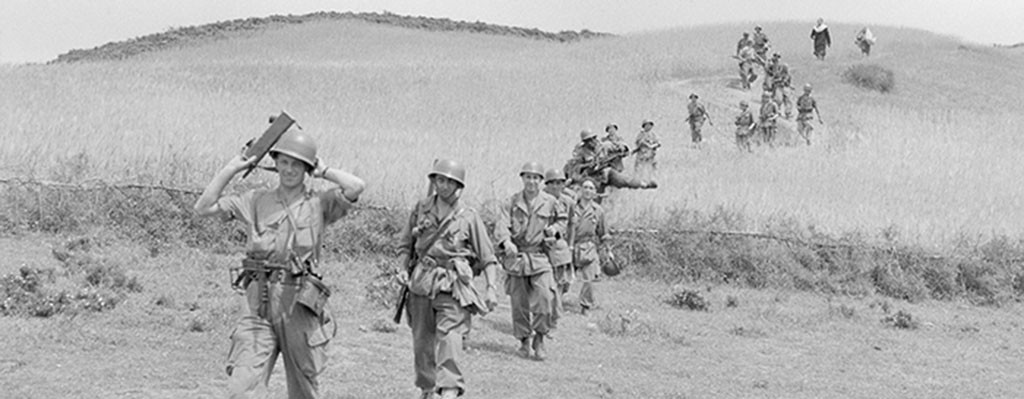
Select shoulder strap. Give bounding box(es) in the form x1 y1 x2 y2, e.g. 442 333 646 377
415 205 465 259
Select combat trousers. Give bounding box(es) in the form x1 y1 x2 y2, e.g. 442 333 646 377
689 121 704 143
606 169 648 190
226 276 333 399
797 116 814 144
505 271 555 339
634 157 656 182
407 292 470 396
576 256 599 310
550 264 574 328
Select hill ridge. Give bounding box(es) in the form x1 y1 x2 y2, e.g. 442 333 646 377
51 11 612 64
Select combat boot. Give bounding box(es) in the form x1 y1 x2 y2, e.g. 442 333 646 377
532 333 547 361
418 388 436 399
517 337 532 359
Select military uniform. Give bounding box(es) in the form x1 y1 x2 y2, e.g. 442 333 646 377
600 131 630 173
737 46 759 90
687 99 709 144
570 199 608 311
759 98 780 147
811 22 831 60
493 190 565 355
219 187 352 399
543 185 576 329
566 140 652 194
633 125 660 182
734 107 755 152
399 194 497 397
796 91 819 145
752 30 770 59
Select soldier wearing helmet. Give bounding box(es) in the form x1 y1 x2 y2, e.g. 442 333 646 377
765 53 793 119
565 129 657 195
542 168 576 330
796 83 823 145
633 119 661 183
752 25 771 60
686 93 711 146
759 92 780 147
397 159 500 399
734 100 756 152
194 125 366 398
569 178 610 315
493 162 567 361
600 124 630 173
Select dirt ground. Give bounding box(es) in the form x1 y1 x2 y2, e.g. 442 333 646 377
2 234 1023 399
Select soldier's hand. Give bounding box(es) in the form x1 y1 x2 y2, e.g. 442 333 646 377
312 158 330 178
502 241 518 257
395 270 409 287
485 285 498 312
226 154 257 174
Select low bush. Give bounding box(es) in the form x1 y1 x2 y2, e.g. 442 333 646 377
842 64 895 93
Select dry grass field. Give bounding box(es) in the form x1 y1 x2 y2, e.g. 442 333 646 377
2 15 1024 398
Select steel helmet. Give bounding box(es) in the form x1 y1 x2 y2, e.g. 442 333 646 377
579 129 598 141
544 168 566 183
269 128 317 170
804 83 813 92
641 119 654 127
519 161 545 178
600 247 623 277
428 159 466 187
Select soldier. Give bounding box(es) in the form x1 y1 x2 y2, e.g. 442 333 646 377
600 123 630 173
493 162 566 361
736 32 753 56
569 178 609 315
193 128 366 399
796 83 823 145
543 168 576 330
752 25 771 60
810 18 832 60
564 129 656 195
632 119 660 183
686 93 712 145
855 27 875 56
397 159 500 399
768 53 793 119
736 44 760 90
759 92 780 147
734 101 756 152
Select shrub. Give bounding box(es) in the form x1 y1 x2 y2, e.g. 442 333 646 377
882 310 919 330
842 64 895 93
665 289 709 311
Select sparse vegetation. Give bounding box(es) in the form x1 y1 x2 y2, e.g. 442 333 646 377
882 309 919 329
665 288 710 311
842 64 895 93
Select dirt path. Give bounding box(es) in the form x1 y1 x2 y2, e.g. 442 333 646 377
2 235 1024 398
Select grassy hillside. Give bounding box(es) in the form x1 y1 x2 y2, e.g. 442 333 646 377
3 19 1023 244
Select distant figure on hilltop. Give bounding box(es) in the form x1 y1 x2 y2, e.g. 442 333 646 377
764 53 793 119
734 101 756 152
810 18 832 60
752 25 771 60
759 92 780 147
796 83 824 145
564 129 656 195
736 44 762 90
855 27 876 56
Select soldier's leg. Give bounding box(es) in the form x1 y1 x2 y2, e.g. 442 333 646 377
579 260 598 310
226 314 279 399
606 169 654 189
550 264 571 329
527 271 556 336
505 275 532 342
408 293 438 392
432 293 470 395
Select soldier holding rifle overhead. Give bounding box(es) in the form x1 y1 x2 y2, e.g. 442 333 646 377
193 114 365 399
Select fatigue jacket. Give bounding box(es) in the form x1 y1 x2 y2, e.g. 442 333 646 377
601 134 630 172
218 187 352 272
398 195 497 309
634 129 660 162
796 94 817 120
735 110 755 135
687 102 708 124
571 200 607 246
543 187 577 267
753 32 769 50
567 142 610 183
493 191 566 276
760 100 779 125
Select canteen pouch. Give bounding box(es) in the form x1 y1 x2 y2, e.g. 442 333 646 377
297 275 331 318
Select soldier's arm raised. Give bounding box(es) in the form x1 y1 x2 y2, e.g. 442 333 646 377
314 162 366 202
194 154 256 217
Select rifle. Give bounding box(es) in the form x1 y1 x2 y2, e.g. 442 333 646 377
569 151 624 178
242 111 298 178
393 162 441 324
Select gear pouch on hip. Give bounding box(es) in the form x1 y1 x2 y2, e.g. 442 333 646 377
297 275 331 318
501 253 528 275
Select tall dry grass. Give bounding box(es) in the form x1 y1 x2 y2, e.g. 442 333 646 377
2 20 1023 248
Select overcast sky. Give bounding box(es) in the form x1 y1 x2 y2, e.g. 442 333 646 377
1 0 1021 64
